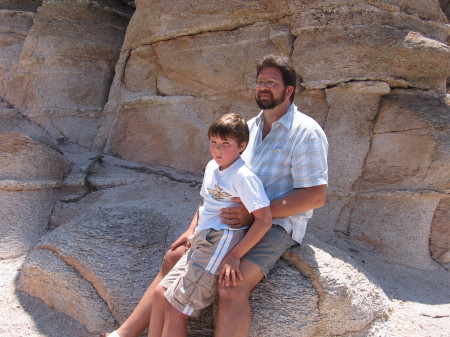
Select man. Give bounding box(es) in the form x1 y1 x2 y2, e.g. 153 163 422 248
214 55 328 336
102 55 328 337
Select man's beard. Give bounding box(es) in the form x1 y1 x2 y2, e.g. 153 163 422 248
255 88 286 110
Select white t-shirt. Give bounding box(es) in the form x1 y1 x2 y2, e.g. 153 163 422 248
196 157 270 232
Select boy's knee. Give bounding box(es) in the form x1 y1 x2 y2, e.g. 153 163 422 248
154 285 167 299
161 247 184 274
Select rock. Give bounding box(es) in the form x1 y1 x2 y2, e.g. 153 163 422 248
18 249 116 333
0 132 70 181
430 197 450 265
106 96 257 174
95 21 293 173
5 0 131 148
324 81 390 193
0 0 449 334
291 1 450 92
18 157 392 336
18 157 203 335
348 193 441 269
0 9 34 97
363 90 450 191
124 0 298 49
280 234 392 336
311 89 450 269
0 132 71 258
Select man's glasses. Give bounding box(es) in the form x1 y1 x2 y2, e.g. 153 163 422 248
255 79 282 88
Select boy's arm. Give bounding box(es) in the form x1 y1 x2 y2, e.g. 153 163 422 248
217 206 272 286
170 201 203 250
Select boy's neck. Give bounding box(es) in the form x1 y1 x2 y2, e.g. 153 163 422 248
219 156 240 171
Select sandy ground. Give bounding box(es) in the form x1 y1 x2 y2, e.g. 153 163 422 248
1 252 449 337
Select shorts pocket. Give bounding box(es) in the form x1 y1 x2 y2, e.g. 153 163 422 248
173 264 216 311
267 225 289 250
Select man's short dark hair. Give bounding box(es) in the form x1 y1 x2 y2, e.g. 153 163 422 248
256 55 297 103
208 113 249 151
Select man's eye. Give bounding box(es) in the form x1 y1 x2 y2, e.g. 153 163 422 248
266 80 276 87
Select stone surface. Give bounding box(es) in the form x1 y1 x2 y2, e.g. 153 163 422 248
18 155 392 336
363 90 450 191
5 0 131 147
0 132 71 258
0 9 34 98
311 88 450 269
97 21 293 172
0 0 449 335
0 132 70 181
291 1 450 92
430 197 450 265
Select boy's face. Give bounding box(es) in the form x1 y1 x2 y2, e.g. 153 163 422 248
209 135 246 170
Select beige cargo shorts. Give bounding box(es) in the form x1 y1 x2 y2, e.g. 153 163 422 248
160 228 246 317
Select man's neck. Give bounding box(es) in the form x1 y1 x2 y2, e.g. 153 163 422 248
262 100 291 139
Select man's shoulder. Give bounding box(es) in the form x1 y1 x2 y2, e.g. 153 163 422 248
292 107 321 128
292 108 326 138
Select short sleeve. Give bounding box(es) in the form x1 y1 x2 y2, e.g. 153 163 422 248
291 127 328 188
234 171 270 213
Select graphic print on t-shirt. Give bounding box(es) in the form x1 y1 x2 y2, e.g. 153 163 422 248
207 184 231 200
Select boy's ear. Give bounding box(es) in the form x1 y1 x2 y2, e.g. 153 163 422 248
239 141 248 153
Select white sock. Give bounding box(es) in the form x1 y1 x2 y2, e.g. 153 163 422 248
109 331 121 337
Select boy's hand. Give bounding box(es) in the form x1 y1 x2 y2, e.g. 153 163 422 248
170 230 193 250
218 253 243 287
220 197 254 229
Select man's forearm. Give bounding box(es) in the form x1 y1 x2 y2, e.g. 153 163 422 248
270 184 327 219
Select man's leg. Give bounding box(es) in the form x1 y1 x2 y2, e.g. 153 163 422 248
115 245 186 337
215 259 264 337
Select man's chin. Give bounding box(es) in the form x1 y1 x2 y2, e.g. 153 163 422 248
256 99 273 110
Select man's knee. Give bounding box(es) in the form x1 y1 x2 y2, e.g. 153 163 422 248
217 283 250 305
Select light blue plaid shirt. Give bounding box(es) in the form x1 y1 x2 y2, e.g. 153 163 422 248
241 103 328 243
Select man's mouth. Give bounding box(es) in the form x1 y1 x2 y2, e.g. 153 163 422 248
258 91 272 99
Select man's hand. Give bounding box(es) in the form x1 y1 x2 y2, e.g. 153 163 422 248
170 230 193 250
220 197 254 229
217 253 243 287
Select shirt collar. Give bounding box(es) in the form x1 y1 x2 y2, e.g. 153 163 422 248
255 103 296 130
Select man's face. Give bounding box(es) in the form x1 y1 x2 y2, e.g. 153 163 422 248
255 67 287 110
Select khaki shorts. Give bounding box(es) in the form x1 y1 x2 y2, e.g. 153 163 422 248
243 225 298 277
160 228 246 317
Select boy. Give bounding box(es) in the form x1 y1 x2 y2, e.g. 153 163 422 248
147 113 272 337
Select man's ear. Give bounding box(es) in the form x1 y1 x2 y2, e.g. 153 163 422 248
286 86 294 101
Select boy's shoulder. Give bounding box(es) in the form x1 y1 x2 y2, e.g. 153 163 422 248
234 158 261 181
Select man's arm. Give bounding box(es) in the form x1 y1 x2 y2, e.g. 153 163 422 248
270 184 327 218
220 184 327 227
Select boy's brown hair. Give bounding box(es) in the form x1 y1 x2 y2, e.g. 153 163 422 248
208 113 249 152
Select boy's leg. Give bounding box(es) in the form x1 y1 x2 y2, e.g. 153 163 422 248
162 303 189 337
147 285 169 337
116 244 186 337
